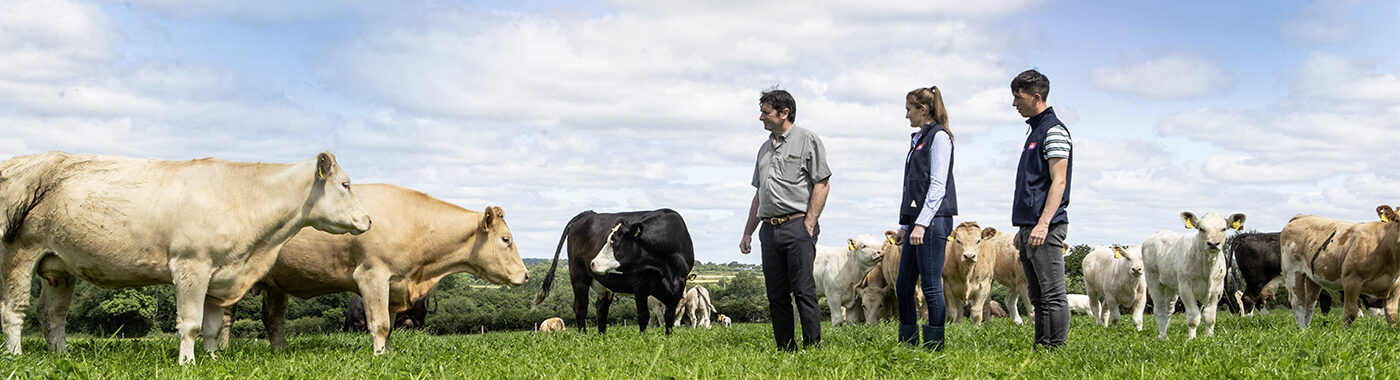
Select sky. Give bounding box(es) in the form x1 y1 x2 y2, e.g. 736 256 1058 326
1 0 1396 265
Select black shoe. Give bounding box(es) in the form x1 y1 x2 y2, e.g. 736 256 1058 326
922 325 944 351
898 324 918 346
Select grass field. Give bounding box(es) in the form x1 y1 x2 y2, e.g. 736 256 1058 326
4 311 1400 379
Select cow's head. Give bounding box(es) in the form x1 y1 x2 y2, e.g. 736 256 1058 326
881 229 902 260
948 222 983 262
847 235 885 267
1181 211 1244 253
467 206 528 286
591 221 642 275
305 152 371 235
1113 244 1144 276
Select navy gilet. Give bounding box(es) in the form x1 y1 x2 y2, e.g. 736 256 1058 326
1012 107 1072 226
900 123 957 226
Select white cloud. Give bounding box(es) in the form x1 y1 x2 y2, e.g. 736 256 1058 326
1089 53 1234 100
1279 0 1365 45
1293 52 1400 102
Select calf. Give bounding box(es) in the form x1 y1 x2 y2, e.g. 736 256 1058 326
855 231 923 324
343 294 434 332
534 210 695 335
1082 245 1146 330
1281 206 1400 328
1143 211 1246 339
538 317 566 333
1066 294 1093 315
716 314 732 327
674 285 717 328
942 222 998 325
813 236 885 326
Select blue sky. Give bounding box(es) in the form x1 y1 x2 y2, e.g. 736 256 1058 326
1 0 1396 265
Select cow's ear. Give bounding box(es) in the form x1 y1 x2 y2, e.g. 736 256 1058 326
1227 213 1247 231
316 152 335 180
847 238 858 251
981 227 998 240
1181 212 1199 230
688 273 697 281
1378 205 1397 223
628 223 643 238
480 207 500 231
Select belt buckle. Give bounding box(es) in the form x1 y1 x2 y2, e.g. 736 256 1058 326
768 217 785 225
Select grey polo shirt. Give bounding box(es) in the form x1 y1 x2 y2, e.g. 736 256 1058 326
751 125 831 218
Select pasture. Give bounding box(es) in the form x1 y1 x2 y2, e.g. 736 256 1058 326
4 311 1398 379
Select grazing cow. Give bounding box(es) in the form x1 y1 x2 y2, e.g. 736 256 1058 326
716 314 732 327
942 222 998 325
1066 294 1093 315
646 296 668 328
1143 211 1247 339
675 285 717 328
1281 206 1400 328
534 210 695 335
985 227 1033 325
343 294 436 332
1082 245 1147 330
250 184 526 355
0 151 371 365
855 231 923 324
539 317 566 333
987 300 1008 318
813 236 885 326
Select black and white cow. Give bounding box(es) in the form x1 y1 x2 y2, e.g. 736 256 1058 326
1227 232 1343 315
533 209 695 335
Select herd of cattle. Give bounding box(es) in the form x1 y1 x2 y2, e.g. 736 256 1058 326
0 151 1394 365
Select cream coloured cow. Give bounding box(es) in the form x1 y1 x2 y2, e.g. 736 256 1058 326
0 151 371 365
646 296 668 328
855 231 926 324
1142 211 1246 339
1066 294 1093 315
539 317 566 333
716 314 732 327
983 227 1032 325
1281 206 1400 328
250 184 526 355
813 235 885 326
1083 245 1147 330
674 285 716 328
943 222 998 325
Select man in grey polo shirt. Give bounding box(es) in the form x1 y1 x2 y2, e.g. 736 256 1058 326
739 88 831 351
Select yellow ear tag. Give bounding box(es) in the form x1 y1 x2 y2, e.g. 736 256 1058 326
1184 219 1195 229
848 241 856 251
1383 214 1391 223
1113 248 1124 259
633 229 641 237
887 236 896 246
1232 220 1242 230
317 166 324 179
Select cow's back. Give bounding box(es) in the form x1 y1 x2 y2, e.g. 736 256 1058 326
1142 230 1192 286
1281 215 1354 286
987 233 1021 287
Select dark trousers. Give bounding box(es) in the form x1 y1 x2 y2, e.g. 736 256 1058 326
1016 223 1070 347
759 216 821 350
896 216 951 326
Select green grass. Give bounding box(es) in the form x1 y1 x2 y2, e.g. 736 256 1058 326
3 311 1400 379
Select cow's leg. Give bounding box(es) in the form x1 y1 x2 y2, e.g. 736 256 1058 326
635 292 651 334
170 257 213 365
1 249 45 356
1179 284 1201 340
1202 289 1221 337
1108 297 1124 327
1086 289 1102 326
826 293 844 326
356 275 393 355
218 304 235 349
37 267 75 353
970 286 989 326
261 287 290 350
1148 280 1175 339
1005 291 1023 325
572 281 590 333
595 290 613 334
1341 280 1362 327
1130 290 1146 331
1300 278 1322 328
662 295 678 336
201 302 225 357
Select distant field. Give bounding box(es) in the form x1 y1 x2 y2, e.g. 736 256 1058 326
5 311 1399 378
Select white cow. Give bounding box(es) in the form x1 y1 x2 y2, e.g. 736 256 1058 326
0 151 371 364
674 285 716 328
1082 245 1147 330
715 314 732 327
813 235 885 326
1143 211 1246 339
1066 294 1093 315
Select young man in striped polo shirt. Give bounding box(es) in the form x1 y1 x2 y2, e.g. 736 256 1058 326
1009 69 1073 350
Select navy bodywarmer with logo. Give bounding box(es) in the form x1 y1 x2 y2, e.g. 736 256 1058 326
900 124 957 226
1012 108 1072 226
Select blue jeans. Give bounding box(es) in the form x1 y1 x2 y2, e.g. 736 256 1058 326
896 216 951 326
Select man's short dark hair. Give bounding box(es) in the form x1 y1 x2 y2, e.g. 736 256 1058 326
1011 69 1050 101
760 88 796 123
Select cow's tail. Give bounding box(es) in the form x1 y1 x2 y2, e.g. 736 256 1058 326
1225 236 1247 314
0 152 70 244
701 287 716 313
533 212 589 308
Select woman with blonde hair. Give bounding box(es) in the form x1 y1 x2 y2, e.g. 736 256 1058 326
892 85 957 351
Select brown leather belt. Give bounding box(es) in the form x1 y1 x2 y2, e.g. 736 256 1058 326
764 213 805 226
